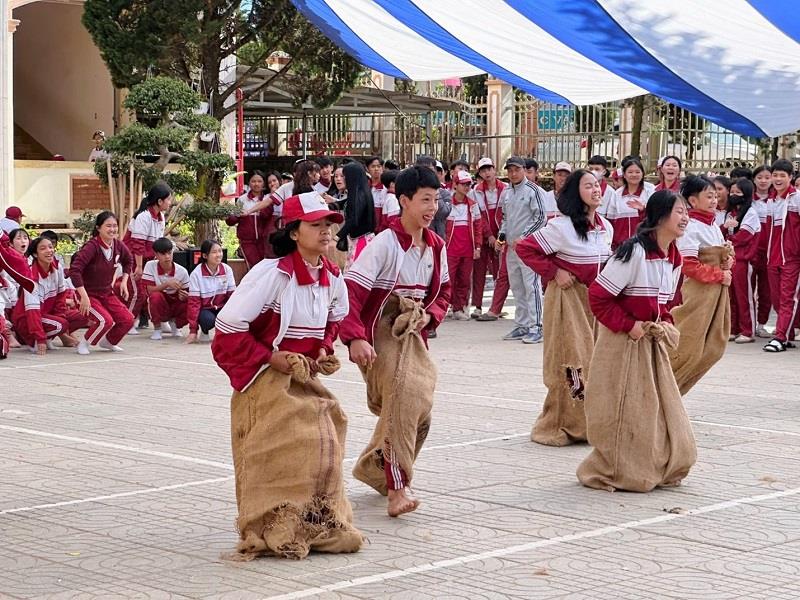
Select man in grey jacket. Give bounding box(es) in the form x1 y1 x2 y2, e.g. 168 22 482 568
496 156 546 344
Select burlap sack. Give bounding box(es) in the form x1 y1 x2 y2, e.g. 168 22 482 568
228 353 363 560
353 294 436 495
531 282 594 446
577 322 697 492
669 244 733 396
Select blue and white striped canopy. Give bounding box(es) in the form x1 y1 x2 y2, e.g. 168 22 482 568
291 0 800 138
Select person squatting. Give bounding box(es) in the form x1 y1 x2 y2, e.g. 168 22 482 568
3 155 797 561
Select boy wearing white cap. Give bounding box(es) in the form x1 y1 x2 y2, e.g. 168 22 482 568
497 156 547 343
0 207 24 235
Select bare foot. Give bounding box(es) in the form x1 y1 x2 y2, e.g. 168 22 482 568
59 333 79 348
4 330 21 348
387 487 420 517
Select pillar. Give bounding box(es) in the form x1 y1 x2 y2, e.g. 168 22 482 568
486 76 514 166
0 0 16 211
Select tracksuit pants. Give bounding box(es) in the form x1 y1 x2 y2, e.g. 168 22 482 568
85 293 135 346
148 292 188 328
447 254 473 312
471 244 500 311
506 247 543 330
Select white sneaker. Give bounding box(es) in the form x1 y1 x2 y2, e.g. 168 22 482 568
755 325 770 339
46 340 56 350
452 310 469 321
161 323 172 333
150 330 163 341
127 325 139 336
77 341 90 355
169 321 183 337
470 308 482 319
198 331 210 342
98 337 123 352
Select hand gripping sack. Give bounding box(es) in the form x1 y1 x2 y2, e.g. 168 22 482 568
669 244 733 395
577 322 697 492
352 294 436 495
531 282 595 446
228 353 363 560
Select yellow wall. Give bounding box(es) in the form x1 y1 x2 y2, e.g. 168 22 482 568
12 2 114 161
14 160 99 225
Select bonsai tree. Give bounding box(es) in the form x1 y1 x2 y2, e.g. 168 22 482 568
95 76 236 243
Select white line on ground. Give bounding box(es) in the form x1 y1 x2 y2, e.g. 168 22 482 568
691 420 800 437
0 356 144 370
0 476 233 515
0 424 234 470
261 485 800 600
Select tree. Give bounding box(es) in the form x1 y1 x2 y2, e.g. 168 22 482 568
96 76 235 244
82 0 363 120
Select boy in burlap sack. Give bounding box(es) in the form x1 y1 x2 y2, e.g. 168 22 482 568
578 190 697 492
340 165 451 517
670 175 733 395
212 192 363 559
516 169 614 446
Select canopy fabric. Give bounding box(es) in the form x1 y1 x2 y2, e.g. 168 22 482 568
291 0 800 137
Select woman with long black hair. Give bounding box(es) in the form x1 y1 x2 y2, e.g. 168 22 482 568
185 240 236 344
517 169 614 446
336 162 375 267
578 190 696 492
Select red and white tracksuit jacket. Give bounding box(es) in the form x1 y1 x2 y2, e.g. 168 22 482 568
12 260 86 345
187 263 237 334
380 193 401 232
541 190 561 221
724 207 761 338
676 210 728 284
339 219 451 346
470 180 507 241
124 207 165 262
225 191 277 264
590 242 683 333
142 261 190 327
772 187 800 341
601 183 655 249
211 252 347 392
371 182 388 232
516 214 614 287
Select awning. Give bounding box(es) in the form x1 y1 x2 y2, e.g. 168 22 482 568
291 0 800 137
239 66 466 116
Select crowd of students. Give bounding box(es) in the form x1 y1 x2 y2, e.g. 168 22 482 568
2 151 800 560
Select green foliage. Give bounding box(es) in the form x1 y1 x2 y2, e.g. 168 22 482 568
124 76 203 117
82 0 362 118
72 211 98 241
218 222 239 255
103 123 193 156
461 74 488 99
55 238 78 257
178 199 239 224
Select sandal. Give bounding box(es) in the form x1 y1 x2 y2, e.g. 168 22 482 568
763 339 786 353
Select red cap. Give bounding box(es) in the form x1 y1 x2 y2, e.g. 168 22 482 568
5 206 24 220
281 192 344 225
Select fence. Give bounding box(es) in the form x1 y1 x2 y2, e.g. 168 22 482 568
243 91 791 173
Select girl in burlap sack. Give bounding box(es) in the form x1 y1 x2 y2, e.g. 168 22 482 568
670 175 733 395
211 192 363 560
578 190 697 492
340 165 451 518
516 169 614 446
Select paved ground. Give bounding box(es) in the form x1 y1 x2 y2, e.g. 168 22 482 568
2 310 800 599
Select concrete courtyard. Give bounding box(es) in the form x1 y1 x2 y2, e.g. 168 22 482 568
2 314 800 599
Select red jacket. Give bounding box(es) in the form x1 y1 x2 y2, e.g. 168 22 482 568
69 238 133 296
12 261 68 344
445 195 483 254
340 219 450 346
225 192 276 242
472 180 506 239
0 232 35 293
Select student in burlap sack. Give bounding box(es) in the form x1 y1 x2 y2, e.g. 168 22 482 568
669 175 733 395
516 169 614 446
578 190 697 492
211 191 363 560
340 165 451 518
